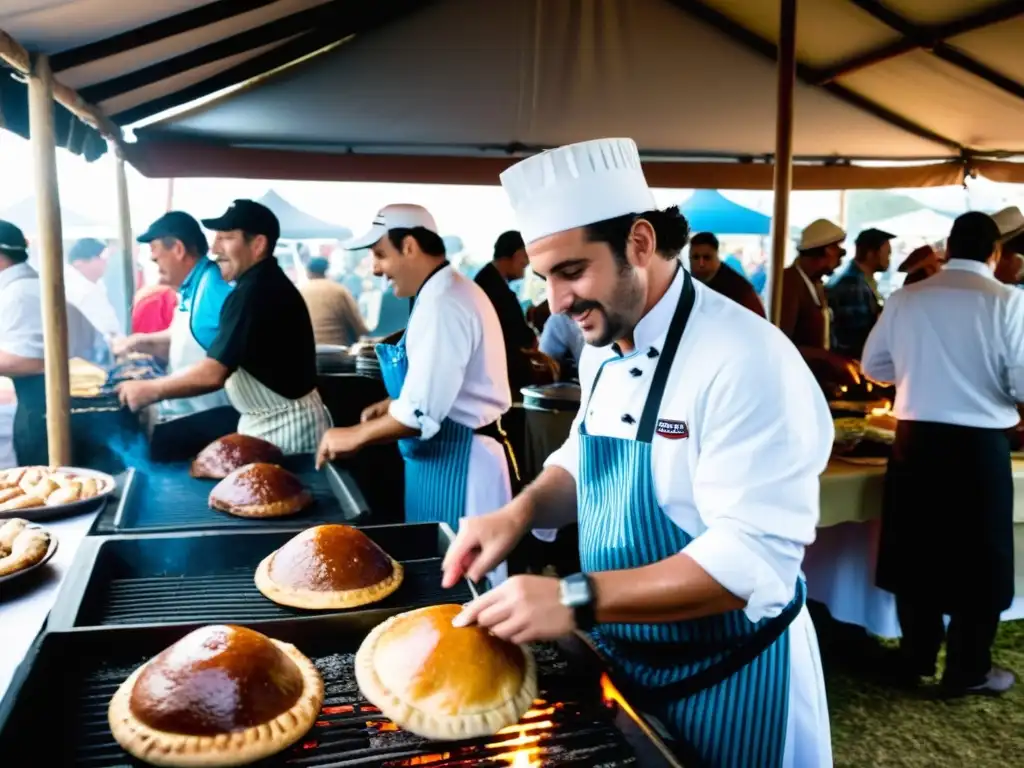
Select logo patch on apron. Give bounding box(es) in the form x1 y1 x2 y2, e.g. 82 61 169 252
655 419 689 439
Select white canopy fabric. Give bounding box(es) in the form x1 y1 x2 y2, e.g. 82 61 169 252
2 0 1023 187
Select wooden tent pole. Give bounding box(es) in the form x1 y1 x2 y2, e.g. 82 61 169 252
27 52 72 466
768 0 798 327
115 152 134 334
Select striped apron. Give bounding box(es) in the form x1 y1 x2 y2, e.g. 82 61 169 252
223 367 331 455
376 334 475 533
579 270 803 767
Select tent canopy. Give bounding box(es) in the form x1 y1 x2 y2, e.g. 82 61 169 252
255 188 351 240
0 196 109 236
679 190 772 235
2 0 1024 187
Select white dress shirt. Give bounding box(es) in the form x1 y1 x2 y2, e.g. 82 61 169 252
389 264 511 436
0 263 104 362
545 268 834 624
63 264 122 339
862 258 1024 429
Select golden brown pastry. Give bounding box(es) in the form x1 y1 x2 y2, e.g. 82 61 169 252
108 625 324 767
209 463 312 519
255 525 404 609
0 519 51 577
0 467 108 511
355 604 537 740
0 493 45 512
0 487 21 505
191 434 285 480
47 481 83 506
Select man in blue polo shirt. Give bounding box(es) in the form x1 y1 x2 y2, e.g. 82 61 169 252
114 211 232 415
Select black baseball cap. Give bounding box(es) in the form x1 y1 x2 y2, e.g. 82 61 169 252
855 228 896 250
137 211 209 257
0 220 28 263
201 199 280 243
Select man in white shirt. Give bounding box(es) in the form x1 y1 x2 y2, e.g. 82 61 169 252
316 205 514 544
862 211 1022 697
0 221 106 465
441 138 833 766
64 238 122 341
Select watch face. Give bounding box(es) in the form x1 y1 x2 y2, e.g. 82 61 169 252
560 576 590 608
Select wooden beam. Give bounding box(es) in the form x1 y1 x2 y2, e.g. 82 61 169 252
50 0 279 72
111 0 429 127
79 0 352 104
115 152 134 336
662 0 963 152
769 0 797 328
27 53 72 466
0 27 124 149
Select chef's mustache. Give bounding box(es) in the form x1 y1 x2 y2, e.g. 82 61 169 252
567 299 603 317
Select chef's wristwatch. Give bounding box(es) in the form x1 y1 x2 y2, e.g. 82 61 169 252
559 572 595 630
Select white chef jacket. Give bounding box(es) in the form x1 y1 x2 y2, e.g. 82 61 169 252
63 264 122 339
388 264 513 520
862 258 1024 428
545 268 833 767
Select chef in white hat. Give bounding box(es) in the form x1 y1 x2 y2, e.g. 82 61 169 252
316 204 516 573
442 138 833 765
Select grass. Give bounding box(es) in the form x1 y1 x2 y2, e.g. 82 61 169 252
821 614 1024 767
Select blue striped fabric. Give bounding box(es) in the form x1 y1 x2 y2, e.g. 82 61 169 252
578 428 797 767
376 337 474 531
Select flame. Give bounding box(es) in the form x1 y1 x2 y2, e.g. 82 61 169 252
600 673 641 722
321 705 354 715
495 720 553 735
869 399 893 417
505 748 542 767
366 720 400 732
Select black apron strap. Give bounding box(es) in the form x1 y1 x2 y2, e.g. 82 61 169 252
636 268 695 444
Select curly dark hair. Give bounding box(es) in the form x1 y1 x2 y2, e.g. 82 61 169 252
583 205 690 263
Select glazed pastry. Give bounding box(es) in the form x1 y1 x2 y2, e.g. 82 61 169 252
0 519 51 577
47 481 83 506
209 463 312 518
192 434 285 480
255 525 404 609
355 604 537 740
0 467 106 511
108 625 324 767
0 493 45 512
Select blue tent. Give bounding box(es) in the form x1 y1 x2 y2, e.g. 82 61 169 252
679 190 771 236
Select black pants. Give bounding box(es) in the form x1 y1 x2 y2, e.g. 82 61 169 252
897 595 1000 687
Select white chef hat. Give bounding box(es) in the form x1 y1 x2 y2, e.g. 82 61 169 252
499 138 657 244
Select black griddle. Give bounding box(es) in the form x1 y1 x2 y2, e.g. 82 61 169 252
109 454 368 534
0 616 684 767
50 524 468 629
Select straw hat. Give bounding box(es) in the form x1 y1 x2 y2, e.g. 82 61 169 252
798 219 846 251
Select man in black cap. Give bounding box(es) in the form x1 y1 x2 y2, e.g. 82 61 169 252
117 200 330 454
114 211 234 416
826 227 895 359
0 220 105 464
863 211 1022 696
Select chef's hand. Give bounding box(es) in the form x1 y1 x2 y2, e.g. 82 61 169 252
452 575 574 644
315 426 365 469
360 397 392 423
116 380 160 412
441 504 531 587
111 334 140 358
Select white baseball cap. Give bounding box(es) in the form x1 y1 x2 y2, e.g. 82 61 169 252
344 203 438 250
499 138 657 244
798 219 847 251
992 206 1024 243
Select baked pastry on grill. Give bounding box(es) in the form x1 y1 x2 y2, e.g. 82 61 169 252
108 625 324 767
355 604 537 740
191 434 285 480
255 525 404 609
208 463 312 518
0 518 51 577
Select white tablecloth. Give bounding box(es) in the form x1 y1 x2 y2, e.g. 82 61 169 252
0 507 100 701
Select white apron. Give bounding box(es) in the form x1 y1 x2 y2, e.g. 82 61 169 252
223 367 331 455
159 283 231 418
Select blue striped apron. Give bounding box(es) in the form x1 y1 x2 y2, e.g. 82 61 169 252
578 270 804 767
376 334 473 532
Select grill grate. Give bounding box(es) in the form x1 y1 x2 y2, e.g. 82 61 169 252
113 455 364 533
90 559 468 626
63 644 640 767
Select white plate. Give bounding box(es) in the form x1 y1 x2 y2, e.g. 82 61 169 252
0 467 116 522
836 455 888 466
0 526 59 585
